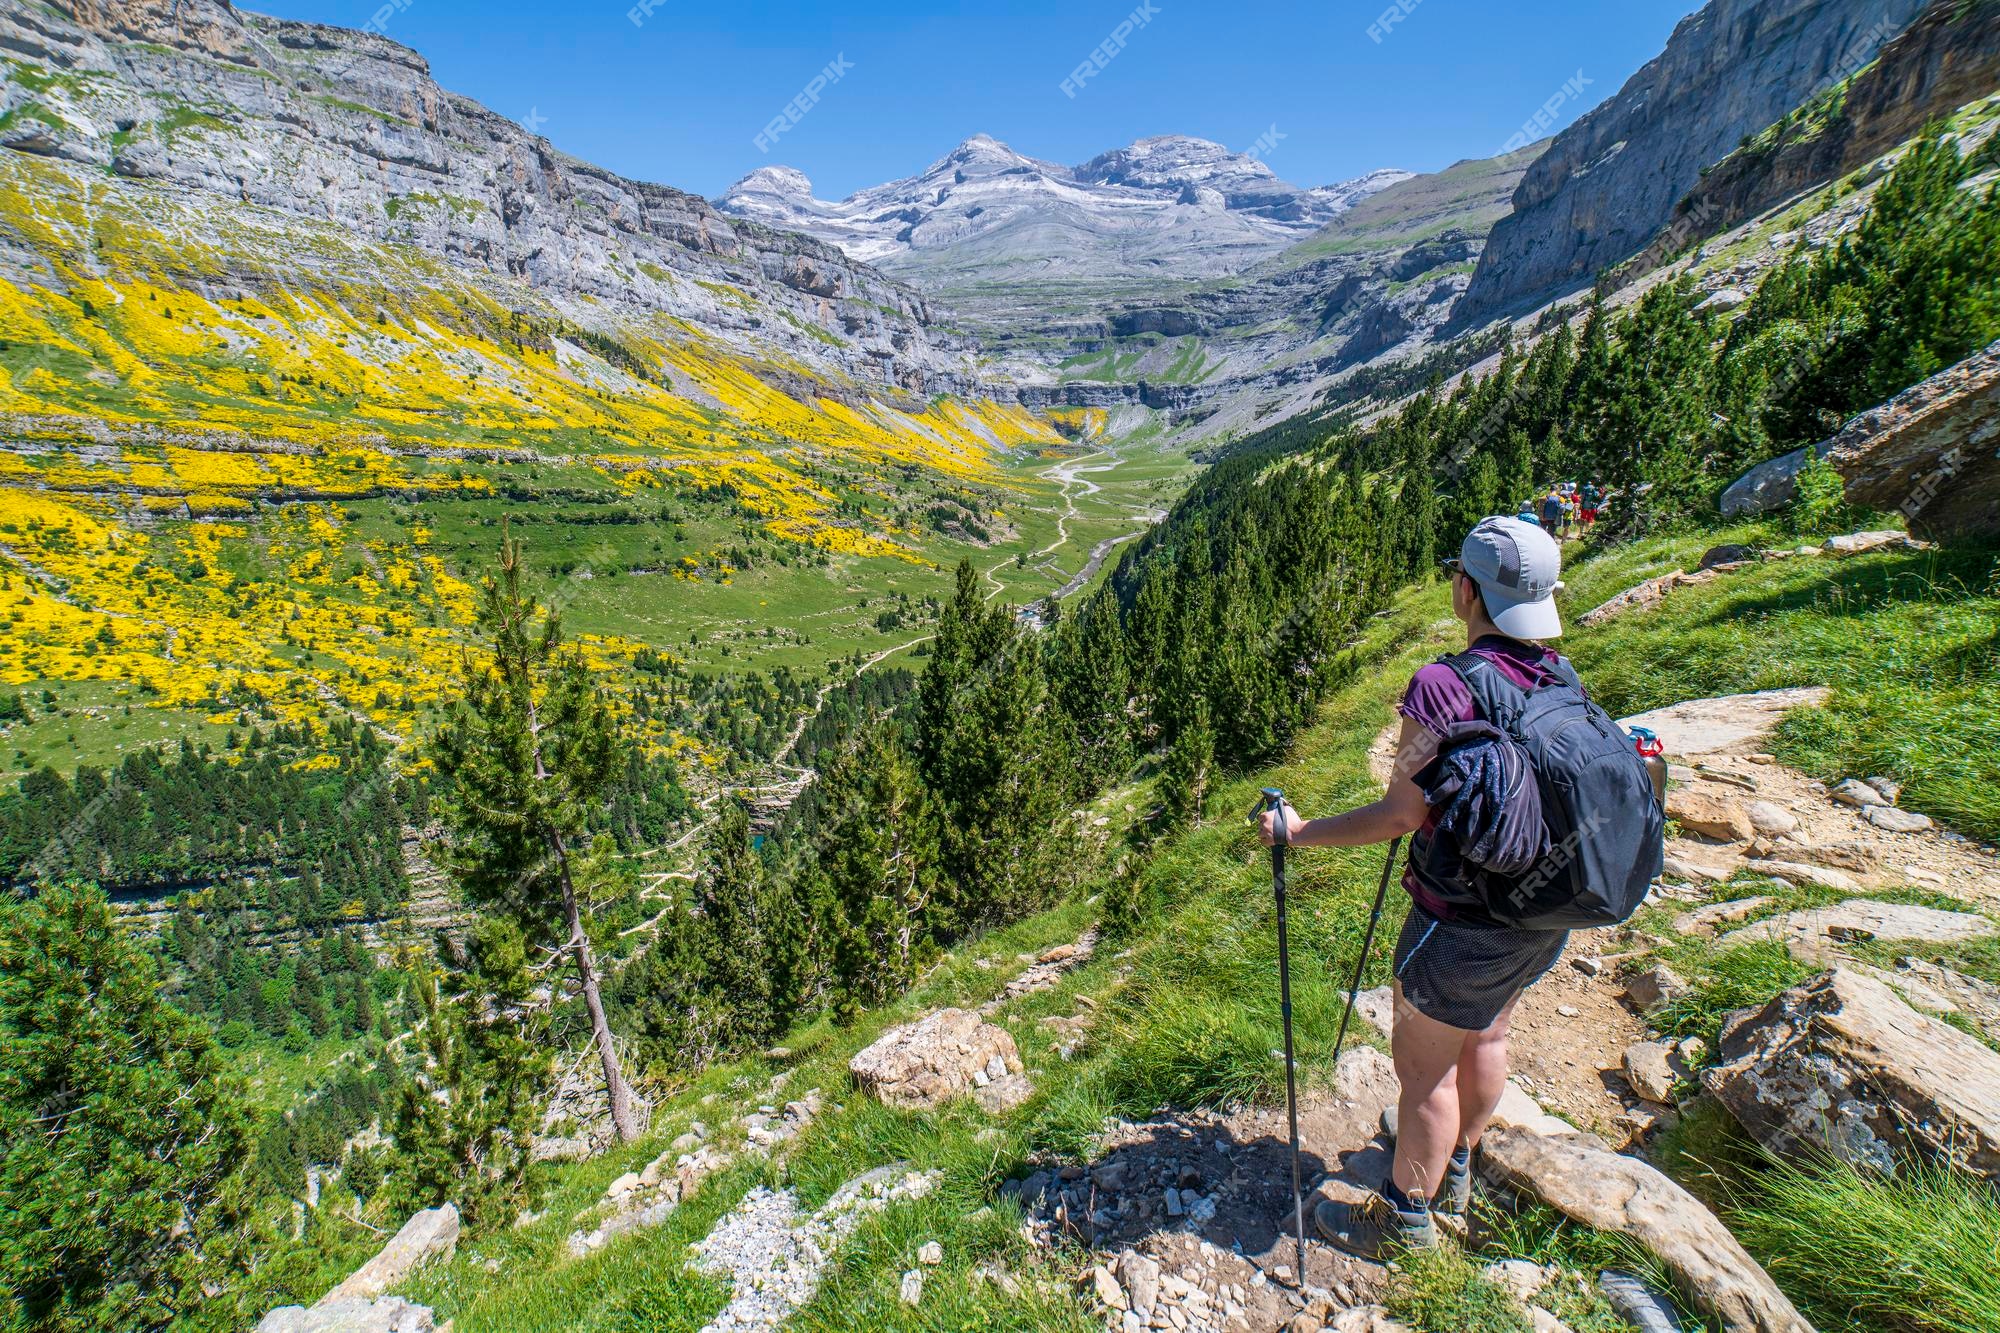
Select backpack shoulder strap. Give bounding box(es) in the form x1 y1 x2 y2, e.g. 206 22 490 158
1439 651 1525 730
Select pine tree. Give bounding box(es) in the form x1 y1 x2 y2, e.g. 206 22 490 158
0 884 251 1332
690 802 804 1042
1396 434 1441 581
1050 600 1133 789
913 560 1008 789
387 919 548 1227
813 726 945 1018
1157 701 1215 830
429 534 639 1142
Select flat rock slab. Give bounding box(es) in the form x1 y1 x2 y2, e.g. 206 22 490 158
1580 568 1726 628
1724 900 1995 957
1479 1128 1814 1333
259 1298 438 1333
1618 688 1829 760
1857 958 2000 1035
1708 968 2000 1182
318 1204 457 1307
1677 897 1773 936
849 1008 1022 1109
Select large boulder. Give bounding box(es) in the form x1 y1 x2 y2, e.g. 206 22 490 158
849 1008 1022 1109
257 1297 438 1333
1478 1128 1814 1333
1822 337 2000 542
1706 968 2000 1181
318 1204 459 1306
1719 446 1810 518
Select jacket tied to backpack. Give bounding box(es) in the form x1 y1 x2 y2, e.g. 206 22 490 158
1407 652 1665 930
1412 720 1549 883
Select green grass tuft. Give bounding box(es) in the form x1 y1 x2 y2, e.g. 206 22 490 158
1726 1155 2000 1333
1386 1243 1534 1333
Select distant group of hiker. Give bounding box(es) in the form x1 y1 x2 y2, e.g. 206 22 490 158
1513 480 1602 540
1256 513 1664 1260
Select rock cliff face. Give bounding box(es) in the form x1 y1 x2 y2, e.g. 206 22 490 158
0 0 992 400
1456 0 1929 324
1653 0 2000 263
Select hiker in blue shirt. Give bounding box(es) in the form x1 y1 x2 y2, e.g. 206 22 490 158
1539 490 1565 536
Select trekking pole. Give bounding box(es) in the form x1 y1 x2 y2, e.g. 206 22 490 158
1253 787 1310 1285
1329 835 1405 1083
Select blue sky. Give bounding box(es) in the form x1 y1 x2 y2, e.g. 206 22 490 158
252 0 1699 200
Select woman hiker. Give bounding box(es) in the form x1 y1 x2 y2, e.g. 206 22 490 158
1257 516 1577 1258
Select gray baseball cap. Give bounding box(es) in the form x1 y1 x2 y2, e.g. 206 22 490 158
1460 516 1563 639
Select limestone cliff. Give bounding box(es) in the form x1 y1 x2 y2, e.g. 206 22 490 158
1649 0 2000 266
1456 0 1929 325
0 0 994 401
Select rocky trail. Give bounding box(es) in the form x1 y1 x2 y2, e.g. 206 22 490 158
998 685 1999 1333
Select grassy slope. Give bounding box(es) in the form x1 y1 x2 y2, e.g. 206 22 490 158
1272 147 1543 267
337 523 1996 1331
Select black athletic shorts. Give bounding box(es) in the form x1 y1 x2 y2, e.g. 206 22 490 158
1390 902 1568 1031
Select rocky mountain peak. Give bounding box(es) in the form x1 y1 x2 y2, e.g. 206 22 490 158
714 132 1407 290
1076 135 1278 189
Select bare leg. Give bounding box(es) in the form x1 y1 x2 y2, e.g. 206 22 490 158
1455 992 1522 1152
1389 980 1470 1199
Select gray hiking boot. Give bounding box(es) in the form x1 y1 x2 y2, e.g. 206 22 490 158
1377 1104 1474 1216
1313 1188 1437 1261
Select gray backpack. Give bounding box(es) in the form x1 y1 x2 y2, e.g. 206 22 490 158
1442 652 1664 929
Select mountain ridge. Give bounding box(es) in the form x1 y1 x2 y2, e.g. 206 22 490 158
1458 0 1932 322
1 0 1005 404
717 132 1413 285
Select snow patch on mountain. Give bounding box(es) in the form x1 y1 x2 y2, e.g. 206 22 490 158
718 134 1412 284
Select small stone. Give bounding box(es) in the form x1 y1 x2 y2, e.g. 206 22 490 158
1571 956 1603 977
918 1240 943 1266
1623 964 1690 1013
1865 776 1904 804
1745 801 1799 836
1746 859 1861 893
1557 1004 1580 1018
1622 1040 1677 1104
605 1172 641 1200
1163 1187 1183 1217
1483 1258 1555 1303
1865 806 1933 834
1118 1251 1162 1315
1666 786 1755 842
1091 1265 1129 1311
899 1269 924 1306
1833 778 1888 809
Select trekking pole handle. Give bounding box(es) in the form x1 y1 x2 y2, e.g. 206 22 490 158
1252 787 1291 848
